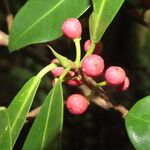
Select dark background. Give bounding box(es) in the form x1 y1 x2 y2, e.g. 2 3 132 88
0 0 150 149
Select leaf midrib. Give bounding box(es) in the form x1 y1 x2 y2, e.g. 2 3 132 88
7 112 12 150
8 78 39 144
12 0 65 47
128 113 150 124
59 83 63 131
91 0 105 40
41 83 58 149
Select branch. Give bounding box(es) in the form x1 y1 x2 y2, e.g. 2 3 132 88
27 83 128 120
0 30 9 46
79 71 128 118
27 106 41 118
112 105 128 118
27 67 129 120
79 84 128 118
6 14 13 31
4 0 13 31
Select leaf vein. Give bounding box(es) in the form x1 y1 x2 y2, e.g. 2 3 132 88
41 84 56 149
12 0 65 47
92 0 105 40
129 113 150 124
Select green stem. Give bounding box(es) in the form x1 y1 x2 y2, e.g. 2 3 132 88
59 65 72 81
37 63 57 79
74 38 81 68
97 81 107 87
82 41 96 61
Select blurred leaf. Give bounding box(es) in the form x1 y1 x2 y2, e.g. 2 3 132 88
10 67 34 81
9 0 90 51
125 96 150 150
22 81 64 150
0 108 12 150
7 76 41 147
89 0 124 43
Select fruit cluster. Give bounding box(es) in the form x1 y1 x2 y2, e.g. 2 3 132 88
50 18 130 115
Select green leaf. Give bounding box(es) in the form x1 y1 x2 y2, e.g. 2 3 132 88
48 45 70 68
125 96 150 150
7 76 41 147
89 0 124 43
0 107 12 150
9 0 90 51
22 81 64 150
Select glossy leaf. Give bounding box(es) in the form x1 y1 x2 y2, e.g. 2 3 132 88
89 0 124 43
7 76 41 147
22 81 64 150
125 96 150 150
0 107 12 150
9 0 90 51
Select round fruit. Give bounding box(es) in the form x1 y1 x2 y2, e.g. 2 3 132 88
119 76 130 91
65 94 89 115
66 71 83 86
81 54 104 77
50 58 64 77
84 40 103 55
62 18 82 39
105 66 126 85
66 79 83 87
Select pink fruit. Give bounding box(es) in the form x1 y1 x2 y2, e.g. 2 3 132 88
105 66 126 85
62 18 82 39
51 67 64 77
65 94 89 115
50 58 64 77
84 40 103 55
81 54 104 77
66 71 83 86
66 79 83 87
119 76 130 91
